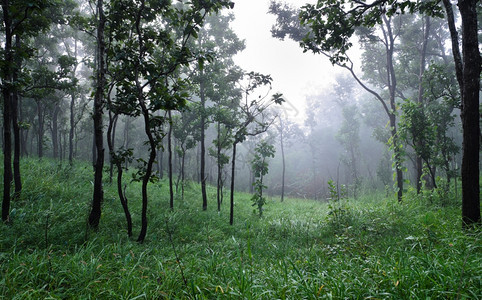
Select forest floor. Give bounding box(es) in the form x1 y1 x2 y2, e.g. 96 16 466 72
0 158 481 299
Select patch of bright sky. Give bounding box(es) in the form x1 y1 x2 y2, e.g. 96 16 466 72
230 0 342 123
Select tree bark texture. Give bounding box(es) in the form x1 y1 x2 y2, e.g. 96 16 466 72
459 0 480 227
443 0 480 227
137 103 157 243
12 34 21 197
1 0 13 222
89 0 106 230
200 72 208 211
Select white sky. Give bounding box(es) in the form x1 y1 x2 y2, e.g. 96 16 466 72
230 0 342 123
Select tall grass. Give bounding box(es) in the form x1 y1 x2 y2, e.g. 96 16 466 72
0 157 480 299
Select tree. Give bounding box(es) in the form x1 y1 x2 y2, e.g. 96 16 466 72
172 108 198 203
272 0 480 225
107 0 235 242
189 13 245 211
441 0 480 227
336 105 361 198
277 115 286 202
1 0 63 222
228 74 283 225
250 140 275 217
88 0 106 230
270 3 406 202
333 75 360 199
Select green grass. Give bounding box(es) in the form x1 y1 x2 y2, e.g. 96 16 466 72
0 157 481 299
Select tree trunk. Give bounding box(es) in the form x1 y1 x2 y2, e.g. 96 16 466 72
181 148 186 202
123 116 130 148
116 161 132 237
19 98 28 157
1 0 13 222
217 121 222 211
458 0 480 227
383 16 403 202
157 147 163 179
415 16 431 193
168 110 174 210
229 142 237 225
89 0 106 230
36 100 44 158
12 34 21 197
349 145 358 199
136 98 157 243
200 71 208 211
107 109 117 183
68 48 77 165
442 0 480 227
52 104 60 159
279 116 286 202
249 168 255 193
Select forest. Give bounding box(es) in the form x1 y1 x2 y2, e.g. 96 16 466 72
0 0 480 298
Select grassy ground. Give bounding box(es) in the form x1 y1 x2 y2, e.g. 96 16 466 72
0 158 480 299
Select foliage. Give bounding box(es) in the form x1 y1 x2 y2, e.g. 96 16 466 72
326 179 351 229
399 95 459 186
297 0 443 64
250 141 275 217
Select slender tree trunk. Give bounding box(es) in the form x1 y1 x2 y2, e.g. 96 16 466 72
200 71 208 210
415 16 431 193
217 121 222 211
123 116 130 148
279 116 286 202
59 129 63 160
175 146 182 193
68 43 78 165
389 114 403 202
229 142 237 225
383 16 403 202
69 93 75 165
116 161 132 237
107 109 117 183
349 145 358 199
19 98 28 157
168 110 174 210
89 0 106 230
12 34 21 197
52 104 60 159
112 114 118 150
196 144 200 183
1 0 13 222
181 148 186 202
137 105 157 243
157 147 163 179
36 101 44 158
249 167 254 193
62 129 67 161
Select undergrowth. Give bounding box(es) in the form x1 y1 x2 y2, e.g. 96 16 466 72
0 158 480 299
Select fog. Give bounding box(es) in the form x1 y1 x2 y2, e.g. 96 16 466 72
0 0 467 205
